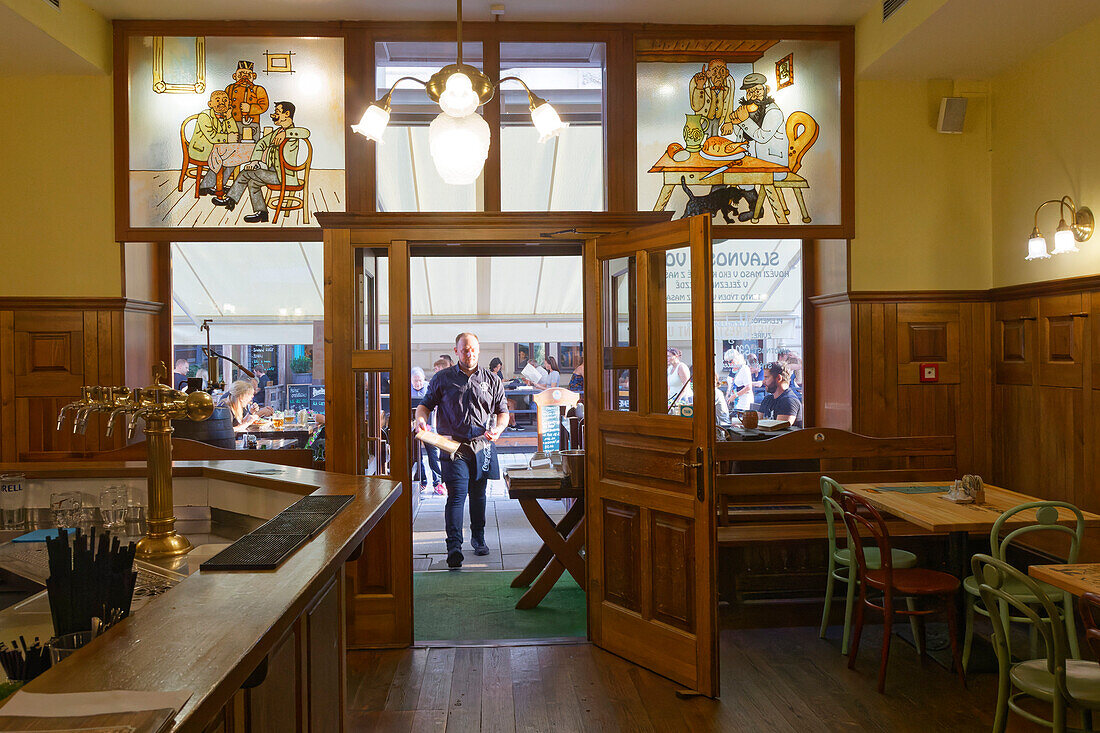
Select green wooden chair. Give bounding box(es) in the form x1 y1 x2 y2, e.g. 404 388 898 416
962 501 1084 672
973 554 1100 732
819 476 920 655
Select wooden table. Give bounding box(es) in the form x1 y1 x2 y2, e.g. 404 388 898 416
844 482 1100 581
647 149 794 223
503 466 585 610
1029 564 1100 596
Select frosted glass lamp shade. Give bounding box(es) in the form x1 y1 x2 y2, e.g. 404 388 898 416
351 104 390 143
438 72 480 118
429 111 491 184
1052 222 1079 254
1025 235 1050 260
530 101 567 142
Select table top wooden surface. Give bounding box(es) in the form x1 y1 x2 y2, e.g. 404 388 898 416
504 466 582 500
648 150 789 174
0 461 402 732
843 482 1100 533
1029 564 1100 597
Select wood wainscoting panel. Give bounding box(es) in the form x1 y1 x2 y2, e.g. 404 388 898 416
896 303 960 385
1038 385 1085 506
994 299 1038 386
1039 294 1087 388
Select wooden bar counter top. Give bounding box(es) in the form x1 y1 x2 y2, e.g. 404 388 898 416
0 461 402 732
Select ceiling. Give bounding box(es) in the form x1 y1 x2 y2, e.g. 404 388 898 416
0 4 102 74
862 0 1100 79
83 0 878 24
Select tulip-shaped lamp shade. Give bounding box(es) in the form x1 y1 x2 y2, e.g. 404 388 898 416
1026 226 1050 261
352 104 390 143
438 72 480 118
530 99 567 143
429 111 491 184
1052 219 1080 254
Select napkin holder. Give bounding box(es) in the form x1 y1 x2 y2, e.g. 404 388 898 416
943 474 985 504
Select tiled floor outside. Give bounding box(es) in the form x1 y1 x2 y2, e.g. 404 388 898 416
412 451 567 571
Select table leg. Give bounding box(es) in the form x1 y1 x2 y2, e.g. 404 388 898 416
750 184 766 223
511 498 584 588
762 184 790 224
516 517 586 610
216 168 225 197
654 184 676 212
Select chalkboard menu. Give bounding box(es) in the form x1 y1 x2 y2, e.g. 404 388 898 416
287 384 311 411
249 344 278 374
538 405 561 452
310 385 326 413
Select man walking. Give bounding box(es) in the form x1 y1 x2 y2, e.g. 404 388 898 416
415 333 508 568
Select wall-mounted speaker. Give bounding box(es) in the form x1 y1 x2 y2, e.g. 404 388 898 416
937 97 968 134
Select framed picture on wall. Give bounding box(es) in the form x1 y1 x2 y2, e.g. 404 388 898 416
514 343 550 372
559 343 583 371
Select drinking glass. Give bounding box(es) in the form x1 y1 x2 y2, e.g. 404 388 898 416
49 630 94 665
272 412 284 430
99 486 128 529
0 472 27 530
50 491 82 529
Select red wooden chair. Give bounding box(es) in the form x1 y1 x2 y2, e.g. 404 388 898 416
838 490 965 692
176 113 207 199
265 136 313 224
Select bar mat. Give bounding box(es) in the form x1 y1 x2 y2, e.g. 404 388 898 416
284 495 354 514
874 485 947 494
199 534 309 571
252 512 335 537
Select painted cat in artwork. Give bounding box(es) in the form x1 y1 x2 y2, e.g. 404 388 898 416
678 177 757 224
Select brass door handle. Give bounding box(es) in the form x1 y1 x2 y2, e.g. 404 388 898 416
681 461 703 468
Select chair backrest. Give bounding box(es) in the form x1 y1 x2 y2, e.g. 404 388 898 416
785 111 819 174
532 387 580 453
277 136 313 185
1079 592 1100 662
973 554 1072 700
991 501 1085 563
820 475 845 552
180 113 200 154
837 490 896 587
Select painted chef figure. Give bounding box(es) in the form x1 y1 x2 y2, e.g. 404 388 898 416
225 60 269 142
689 59 739 137
729 72 787 178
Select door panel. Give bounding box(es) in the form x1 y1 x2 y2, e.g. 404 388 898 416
584 215 717 696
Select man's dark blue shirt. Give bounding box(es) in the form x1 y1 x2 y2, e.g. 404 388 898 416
420 364 507 442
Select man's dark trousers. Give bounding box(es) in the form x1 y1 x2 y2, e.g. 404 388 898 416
440 452 487 553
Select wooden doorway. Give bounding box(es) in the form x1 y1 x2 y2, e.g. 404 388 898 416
316 213 682 653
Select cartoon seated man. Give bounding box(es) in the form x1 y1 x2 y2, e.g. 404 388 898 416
188 91 239 196
212 101 309 223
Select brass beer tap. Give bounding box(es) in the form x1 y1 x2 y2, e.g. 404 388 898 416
55 363 214 559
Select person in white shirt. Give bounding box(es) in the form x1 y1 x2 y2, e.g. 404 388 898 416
724 348 753 411
539 356 561 388
667 348 693 406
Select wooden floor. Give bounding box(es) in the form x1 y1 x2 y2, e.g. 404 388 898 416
347 625 1057 732
128 169 344 228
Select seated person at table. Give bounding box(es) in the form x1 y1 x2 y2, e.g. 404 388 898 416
758 362 802 427
212 101 309 224
567 359 584 394
714 376 732 428
222 379 274 432
189 91 240 196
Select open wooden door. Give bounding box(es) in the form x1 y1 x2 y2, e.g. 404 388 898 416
583 216 718 696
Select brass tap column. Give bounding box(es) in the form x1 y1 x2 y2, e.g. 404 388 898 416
56 363 214 559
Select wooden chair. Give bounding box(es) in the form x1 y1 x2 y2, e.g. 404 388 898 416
839 490 964 693
975 555 1100 733
1079 592 1100 661
819 476 919 655
176 113 207 199
772 111 818 223
961 501 1085 672
532 387 580 453
265 136 313 224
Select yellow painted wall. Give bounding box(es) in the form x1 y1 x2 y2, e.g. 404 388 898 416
850 79 992 291
0 74 120 297
991 16 1100 287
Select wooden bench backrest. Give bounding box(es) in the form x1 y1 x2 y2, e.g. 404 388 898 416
716 428 956 523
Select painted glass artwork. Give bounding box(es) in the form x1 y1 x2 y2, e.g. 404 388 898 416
128 35 345 228
637 39 841 226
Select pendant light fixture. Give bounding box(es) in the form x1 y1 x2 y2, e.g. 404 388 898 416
352 0 568 185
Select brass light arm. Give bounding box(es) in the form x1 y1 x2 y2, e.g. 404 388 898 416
371 76 430 113
496 76 552 112
1031 196 1094 243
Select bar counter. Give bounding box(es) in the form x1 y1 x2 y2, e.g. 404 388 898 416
0 461 402 732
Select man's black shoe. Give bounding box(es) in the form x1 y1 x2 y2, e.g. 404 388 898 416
472 542 490 557
446 550 463 568
212 196 235 211
244 210 269 223
198 186 215 196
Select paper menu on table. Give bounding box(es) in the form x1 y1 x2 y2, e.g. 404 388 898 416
521 363 546 384
0 690 191 718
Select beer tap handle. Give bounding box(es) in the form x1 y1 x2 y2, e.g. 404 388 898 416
106 405 133 438
127 408 152 441
56 402 77 431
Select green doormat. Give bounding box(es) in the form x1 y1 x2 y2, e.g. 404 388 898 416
414 570 586 642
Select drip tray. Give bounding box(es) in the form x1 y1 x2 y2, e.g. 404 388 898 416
200 495 354 572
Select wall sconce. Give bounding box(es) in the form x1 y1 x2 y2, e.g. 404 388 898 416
1026 196 1093 260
